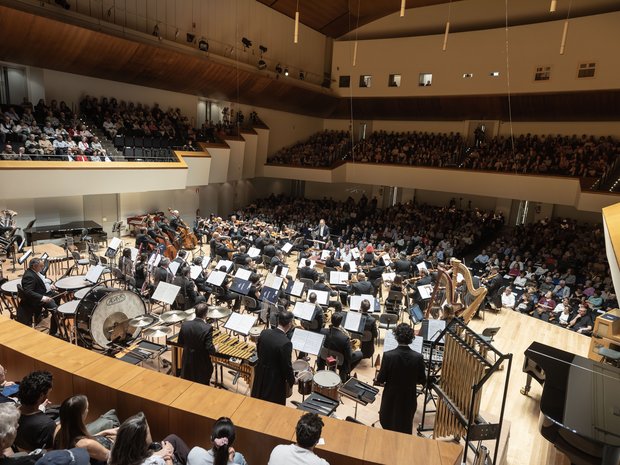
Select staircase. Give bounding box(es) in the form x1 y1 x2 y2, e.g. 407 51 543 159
80 117 124 161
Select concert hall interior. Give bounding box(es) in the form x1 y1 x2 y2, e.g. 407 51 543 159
1 1 620 465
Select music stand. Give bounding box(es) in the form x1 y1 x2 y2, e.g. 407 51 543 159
16 248 33 276
339 378 379 419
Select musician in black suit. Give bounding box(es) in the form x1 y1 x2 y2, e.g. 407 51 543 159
172 249 187 276
359 299 378 359
324 252 340 269
318 312 362 382
232 245 250 265
251 311 295 405
376 323 426 434
393 252 412 277
17 258 59 335
270 250 286 270
262 239 277 258
153 257 174 286
172 266 206 310
349 272 374 296
298 259 318 283
177 303 216 385
315 219 330 242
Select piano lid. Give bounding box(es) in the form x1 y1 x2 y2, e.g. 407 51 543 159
525 341 620 448
24 220 103 233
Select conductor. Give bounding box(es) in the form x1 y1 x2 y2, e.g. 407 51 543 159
177 302 216 385
251 311 295 405
376 323 426 434
315 219 330 242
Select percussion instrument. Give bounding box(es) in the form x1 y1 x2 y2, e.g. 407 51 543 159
75 287 146 349
129 314 158 328
160 310 188 324
207 306 232 320
73 286 93 300
298 371 314 396
184 308 196 321
1 278 21 294
248 326 262 343
312 370 342 401
55 275 91 291
143 325 172 338
292 359 311 375
58 300 80 316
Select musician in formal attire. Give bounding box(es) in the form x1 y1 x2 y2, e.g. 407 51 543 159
153 258 174 286
318 312 362 382
17 258 59 335
262 239 277 259
177 303 216 385
393 252 412 277
173 267 206 310
232 246 250 266
270 250 286 270
212 233 234 260
298 259 318 283
376 323 426 434
359 299 378 359
349 272 374 296
251 311 295 405
324 252 340 269
118 248 136 288
315 219 330 243
172 250 188 276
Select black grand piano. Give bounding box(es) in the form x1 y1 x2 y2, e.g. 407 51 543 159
24 220 107 245
522 341 620 465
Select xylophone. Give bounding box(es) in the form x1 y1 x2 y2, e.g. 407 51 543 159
168 329 258 387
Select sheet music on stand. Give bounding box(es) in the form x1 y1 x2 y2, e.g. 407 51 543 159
248 247 261 258
343 311 366 333
216 260 234 272
206 270 227 286
416 262 428 273
291 328 325 356
129 247 139 261
273 265 289 278
168 261 181 276
286 280 305 297
85 264 105 283
300 260 317 269
230 278 251 295
382 272 396 283
201 256 212 269
235 268 252 280
151 281 181 305
424 319 446 343
350 248 361 260
264 273 284 290
108 237 122 251
281 242 293 254
418 284 433 300
383 330 423 354
349 294 376 312
190 265 202 280
382 254 392 266
293 302 317 321
320 250 331 260
346 261 358 272
329 271 349 286
148 253 162 268
306 289 328 306
224 312 256 336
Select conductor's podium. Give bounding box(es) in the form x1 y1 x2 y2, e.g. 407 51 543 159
0 316 462 465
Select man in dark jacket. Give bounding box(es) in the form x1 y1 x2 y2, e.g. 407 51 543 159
18 258 59 335
376 323 426 434
349 272 374 296
177 303 216 385
317 312 362 382
298 259 319 283
359 299 378 359
251 311 295 405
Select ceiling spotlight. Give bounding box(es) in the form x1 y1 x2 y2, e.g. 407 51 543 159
198 38 209 52
186 33 195 43
106 6 113 16
242 37 252 49
299 71 305 80
258 59 267 70
152 24 160 38
259 45 268 54
284 67 289 76
275 63 283 74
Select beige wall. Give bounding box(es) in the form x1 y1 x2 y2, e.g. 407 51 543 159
241 132 258 179
206 147 230 184
224 139 245 181
184 157 212 187
332 12 620 98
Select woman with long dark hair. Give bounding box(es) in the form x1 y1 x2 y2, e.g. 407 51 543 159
109 412 189 465
53 395 117 464
187 417 247 465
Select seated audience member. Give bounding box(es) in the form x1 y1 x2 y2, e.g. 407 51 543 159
187 417 247 465
533 291 555 322
268 413 328 465
0 366 17 404
500 287 515 310
0 403 45 465
53 395 119 464
568 305 594 335
108 412 189 465
15 371 55 452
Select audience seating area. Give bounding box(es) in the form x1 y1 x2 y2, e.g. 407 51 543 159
267 129 620 181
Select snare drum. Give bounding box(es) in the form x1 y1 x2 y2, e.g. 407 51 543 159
292 359 310 375
248 326 262 343
312 370 341 401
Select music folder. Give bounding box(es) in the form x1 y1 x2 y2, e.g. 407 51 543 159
148 253 162 268
293 302 317 321
201 256 212 269
320 249 331 260
235 268 252 280
206 270 227 286
152 281 181 305
273 265 289 278
18 248 33 265
168 261 181 276
189 265 202 280
224 312 256 336
418 284 433 300
231 277 251 295
85 264 105 283
343 311 367 333
416 262 428 273
382 272 396 283
264 273 284 290
421 319 446 343
349 294 376 312
329 271 349 286
108 237 122 251
129 247 139 261
248 247 261 258
345 261 358 272
281 242 293 254
285 279 305 297
216 259 234 272
350 248 361 259
291 328 325 356
305 289 328 306
381 253 392 266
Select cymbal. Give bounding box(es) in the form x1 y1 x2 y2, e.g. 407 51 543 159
129 315 158 328
207 306 232 320
143 325 172 338
184 308 196 321
160 310 188 324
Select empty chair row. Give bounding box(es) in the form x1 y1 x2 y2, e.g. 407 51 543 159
114 135 183 149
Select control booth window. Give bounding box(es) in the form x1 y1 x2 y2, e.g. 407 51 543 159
388 74 401 87
359 75 372 88
339 75 351 88
419 73 432 86
577 62 596 79
534 66 551 81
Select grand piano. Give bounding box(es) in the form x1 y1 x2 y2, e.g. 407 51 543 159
24 220 107 245
522 341 620 465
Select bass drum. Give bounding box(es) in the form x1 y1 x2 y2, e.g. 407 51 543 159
76 287 146 349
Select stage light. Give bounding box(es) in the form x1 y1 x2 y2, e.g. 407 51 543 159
400 0 406 17
258 59 267 70
275 63 283 74
198 38 209 52
259 45 268 54
187 33 195 43
242 37 252 49
550 0 557 12
284 68 289 76
299 71 305 80
152 24 160 38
